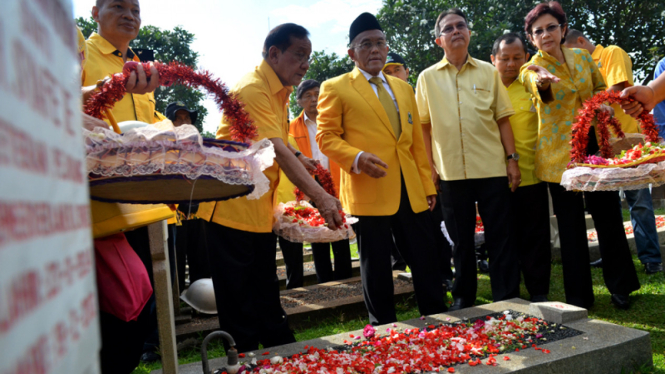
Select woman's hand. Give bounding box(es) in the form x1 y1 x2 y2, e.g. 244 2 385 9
598 104 614 117
526 65 561 90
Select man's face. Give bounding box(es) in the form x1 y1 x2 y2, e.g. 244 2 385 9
297 87 320 117
435 14 470 54
383 64 409 82
491 40 528 81
172 110 192 127
348 30 389 76
269 37 312 87
93 0 141 43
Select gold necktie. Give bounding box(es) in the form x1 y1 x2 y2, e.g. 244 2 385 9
369 77 401 139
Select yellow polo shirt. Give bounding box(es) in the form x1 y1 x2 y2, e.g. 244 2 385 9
82 32 156 124
416 56 514 181
203 60 291 233
507 80 539 187
592 44 639 134
275 136 300 204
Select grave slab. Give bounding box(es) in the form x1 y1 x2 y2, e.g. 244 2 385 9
153 298 652 374
528 302 588 324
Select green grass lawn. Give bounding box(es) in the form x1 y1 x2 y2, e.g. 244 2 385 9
132 255 664 374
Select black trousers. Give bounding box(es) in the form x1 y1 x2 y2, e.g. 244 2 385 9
356 178 447 325
206 223 295 352
439 177 520 303
311 239 353 283
431 196 454 282
174 219 212 291
510 182 551 297
548 182 640 308
278 236 304 289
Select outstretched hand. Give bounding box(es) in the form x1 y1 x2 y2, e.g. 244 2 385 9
526 65 561 90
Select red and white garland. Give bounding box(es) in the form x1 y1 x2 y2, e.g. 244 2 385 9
84 61 258 143
569 90 658 164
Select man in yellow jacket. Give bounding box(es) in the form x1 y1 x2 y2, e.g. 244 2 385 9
317 13 447 325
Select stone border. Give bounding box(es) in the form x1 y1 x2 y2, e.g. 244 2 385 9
158 298 652 374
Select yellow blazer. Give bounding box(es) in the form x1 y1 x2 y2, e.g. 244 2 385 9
316 67 436 216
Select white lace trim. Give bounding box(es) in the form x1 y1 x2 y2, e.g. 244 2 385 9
84 125 274 200
272 201 358 243
561 161 665 192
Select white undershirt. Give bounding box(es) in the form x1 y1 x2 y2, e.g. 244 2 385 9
351 68 399 173
304 112 329 170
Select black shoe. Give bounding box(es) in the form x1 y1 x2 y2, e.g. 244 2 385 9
477 259 489 273
644 262 663 274
590 258 603 268
610 294 630 310
443 279 454 291
448 298 473 311
140 351 161 363
530 294 549 303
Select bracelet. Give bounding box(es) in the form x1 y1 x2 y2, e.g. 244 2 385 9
295 151 302 158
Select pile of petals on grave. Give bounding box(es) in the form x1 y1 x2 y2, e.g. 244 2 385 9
588 215 665 242
227 311 560 374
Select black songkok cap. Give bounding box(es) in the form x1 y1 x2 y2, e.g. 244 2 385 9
349 12 383 44
385 52 407 70
296 79 321 99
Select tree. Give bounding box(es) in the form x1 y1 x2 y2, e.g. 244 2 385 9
77 17 208 132
289 51 355 118
377 0 665 84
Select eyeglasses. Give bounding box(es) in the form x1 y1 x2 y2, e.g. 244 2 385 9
440 22 468 35
288 50 311 65
354 40 387 51
532 24 562 37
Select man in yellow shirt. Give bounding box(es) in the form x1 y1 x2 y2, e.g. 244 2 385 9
202 23 343 352
564 30 663 275
416 8 521 311
317 13 446 325
491 33 551 301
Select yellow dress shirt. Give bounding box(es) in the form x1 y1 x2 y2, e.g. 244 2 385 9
275 136 299 204
201 60 291 233
415 56 514 181
592 44 639 134
506 80 540 187
520 47 606 183
82 32 156 124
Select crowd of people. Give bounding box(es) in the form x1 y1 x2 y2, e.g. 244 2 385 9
78 0 665 372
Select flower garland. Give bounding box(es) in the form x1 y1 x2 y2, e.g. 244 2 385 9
569 90 657 164
294 164 338 201
228 311 565 374
83 61 257 143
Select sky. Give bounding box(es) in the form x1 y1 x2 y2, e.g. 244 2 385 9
72 0 383 133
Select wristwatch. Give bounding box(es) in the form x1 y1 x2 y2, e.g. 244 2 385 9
294 151 302 158
507 153 520 161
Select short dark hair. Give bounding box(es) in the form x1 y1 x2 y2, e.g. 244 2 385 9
435 8 467 37
296 79 320 100
262 23 309 59
564 28 587 44
524 1 567 42
492 33 528 55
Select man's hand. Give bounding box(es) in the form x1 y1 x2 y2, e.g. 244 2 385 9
620 86 655 117
125 62 160 94
507 160 521 192
431 166 440 192
298 154 319 172
526 65 561 90
426 195 437 212
311 192 344 230
358 152 388 178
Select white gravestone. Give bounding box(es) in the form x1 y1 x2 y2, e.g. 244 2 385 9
0 0 101 373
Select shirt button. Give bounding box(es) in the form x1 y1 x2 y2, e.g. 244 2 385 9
460 117 463 120
459 101 462 104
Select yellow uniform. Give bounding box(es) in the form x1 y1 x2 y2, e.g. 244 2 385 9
415 56 514 181
82 32 156 125
275 136 299 204
591 44 639 134
201 60 290 233
520 48 606 183
506 80 539 187
317 68 435 216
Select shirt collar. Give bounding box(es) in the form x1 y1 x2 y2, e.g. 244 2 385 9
258 59 293 97
89 32 135 59
358 68 388 84
591 44 604 63
436 54 476 70
303 111 316 125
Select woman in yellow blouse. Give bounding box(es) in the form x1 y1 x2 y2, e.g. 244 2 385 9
520 1 639 310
